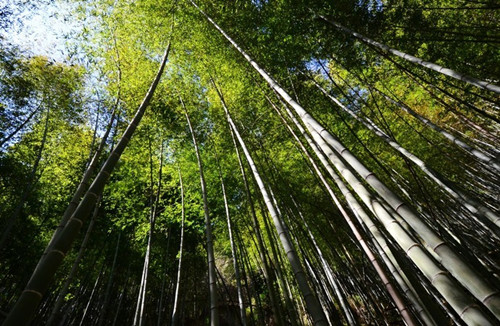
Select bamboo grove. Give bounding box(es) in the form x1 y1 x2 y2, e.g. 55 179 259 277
0 0 499 325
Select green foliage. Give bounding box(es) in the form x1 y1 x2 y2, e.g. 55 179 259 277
1 0 498 325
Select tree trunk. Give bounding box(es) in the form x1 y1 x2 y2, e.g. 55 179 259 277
134 136 163 326
2 40 172 326
310 76 500 232
45 197 101 326
37 104 117 278
280 94 495 324
183 100 219 326
78 264 104 326
98 232 121 326
195 8 499 320
215 155 247 326
210 77 328 325
318 16 500 94
171 168 185 326
257 193 298 326
0 106 50 250
227 114 284 326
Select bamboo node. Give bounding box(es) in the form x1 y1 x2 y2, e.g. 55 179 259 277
364 172 375 180
482 291 500 304
430 271 447 284
70 217 84 227
87 191 99 198
50 249 66 258
394 202 405 212
432 241 446 251
23 289 43 298
405 243 420 254
459 303 479 317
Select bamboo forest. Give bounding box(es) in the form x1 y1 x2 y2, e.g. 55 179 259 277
1 0 499 325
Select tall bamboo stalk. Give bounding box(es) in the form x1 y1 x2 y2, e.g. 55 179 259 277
183 100 219 326
2 40 172 326
309 75 500 231
171 168 185 326
98 232 121 326
192 7 500 320
209 77 329 325
214 154 247 326
229 130 284 326
46 197 101 326
318 16 500 94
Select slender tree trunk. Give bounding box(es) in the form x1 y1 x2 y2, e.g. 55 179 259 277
78 264 104 326
210 78 328 325
256 193 297 326
2 40 172 326
134 249 148 326
307 111 500 321
97 232 121 326
171 168 185 326
0 103 41 148
183 100 219 326
310 76 500 232
371 45 500 136
45 197 101 326
112 266 130 326
157 227 172 326
227 115 283 326
288 196 358 326
134 136 163 326
39 105 117 273
54 237 108 326
280 95 495 325
215 155 247 326
373 83 498 171
0 106 50 250
318 16 500 94
194 8 499 321
320 56 500 200
234 226 259 326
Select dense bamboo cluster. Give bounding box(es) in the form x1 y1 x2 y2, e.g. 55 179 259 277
1 0 498 325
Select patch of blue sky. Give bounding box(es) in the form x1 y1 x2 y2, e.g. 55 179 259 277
1 1 80 63
345 87 368 113
1 1 117 140
305 58 330 79
251 0 267 10
358 0 384 13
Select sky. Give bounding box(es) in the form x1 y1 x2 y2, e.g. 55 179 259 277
1 1 79 62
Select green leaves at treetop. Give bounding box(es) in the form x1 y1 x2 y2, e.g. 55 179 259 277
1 0 499 325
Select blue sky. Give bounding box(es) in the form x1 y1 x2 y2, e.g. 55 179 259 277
2 1 79 62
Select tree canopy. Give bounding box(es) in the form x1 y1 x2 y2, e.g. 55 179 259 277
1 0 499 325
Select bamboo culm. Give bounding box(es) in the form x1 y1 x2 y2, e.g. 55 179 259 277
45 197 101 326
226 104 284 326
183 101 219 326
194 7 500 320
310 76 500 232
318 16 500 94
215 155 247 326
273 99 423 326
1 41 172 326
171 168 185 326
211 80 329 325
